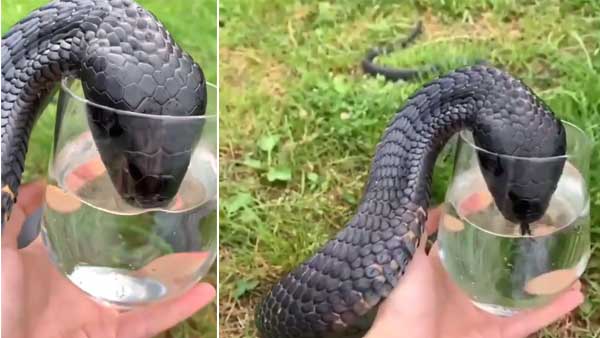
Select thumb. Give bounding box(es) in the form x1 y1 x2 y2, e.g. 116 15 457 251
1 181 46 249
117 283 216 338
376 247 437 319
1 204 27 250
502 287 583 338
425 206 442 236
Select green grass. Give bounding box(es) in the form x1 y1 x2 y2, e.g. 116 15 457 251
219 0 600 337
2 1 217 337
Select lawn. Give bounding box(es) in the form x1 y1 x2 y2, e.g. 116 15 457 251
219 1 599 337
1 0 217 337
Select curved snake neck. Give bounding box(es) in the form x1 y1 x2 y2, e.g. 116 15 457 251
1 0 207 231
256 65 566 338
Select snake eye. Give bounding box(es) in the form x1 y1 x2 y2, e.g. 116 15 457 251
127 161 143 181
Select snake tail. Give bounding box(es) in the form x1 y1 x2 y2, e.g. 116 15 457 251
361 21 434 82
2 0 207 229
256 65 566 338
362 21 489 82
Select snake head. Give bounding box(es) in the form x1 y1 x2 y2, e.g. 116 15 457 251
80 46 207 208
73 0 208 209
86 105 204 208
473 113 567 227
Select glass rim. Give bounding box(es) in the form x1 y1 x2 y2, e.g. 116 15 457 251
458 120 591 161
60 77 217 121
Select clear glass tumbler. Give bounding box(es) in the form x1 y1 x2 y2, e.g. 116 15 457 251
438 121 592 316
41 78 217 309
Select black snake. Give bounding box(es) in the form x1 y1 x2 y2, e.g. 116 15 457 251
256 25 567 338
1 0 206 245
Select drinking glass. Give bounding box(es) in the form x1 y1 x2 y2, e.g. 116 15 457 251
40 78 217 309
438 121 592 316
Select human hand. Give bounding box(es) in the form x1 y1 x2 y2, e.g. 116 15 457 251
365 207 584 338
1 181 216 338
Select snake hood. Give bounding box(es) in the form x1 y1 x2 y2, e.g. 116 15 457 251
2 0 207 225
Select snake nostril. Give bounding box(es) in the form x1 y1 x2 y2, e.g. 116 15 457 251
108 125 123 137
514 199 532 215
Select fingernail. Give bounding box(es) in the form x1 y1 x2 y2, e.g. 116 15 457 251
17 207 43 249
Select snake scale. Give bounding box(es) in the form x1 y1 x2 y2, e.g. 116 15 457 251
256 27 567 338
1 0 206 237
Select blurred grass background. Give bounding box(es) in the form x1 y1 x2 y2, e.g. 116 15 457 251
1 0 217 337
219 0 599 337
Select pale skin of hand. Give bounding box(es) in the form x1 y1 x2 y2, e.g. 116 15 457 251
1 181 216 338
365 207 584 338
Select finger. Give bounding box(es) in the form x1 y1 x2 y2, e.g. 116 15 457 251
502 290 583 338
376 246 434 319
458 190 492 216
117 283 216 338
425 206 442 236
1 204 26 249
1 181 46 249
425 241 445 267
14 180 46 215
61 322 117 338
425 242 453 284
427 241 439 258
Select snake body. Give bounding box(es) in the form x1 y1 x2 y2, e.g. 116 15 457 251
256 64 566 337
1 0 206 231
